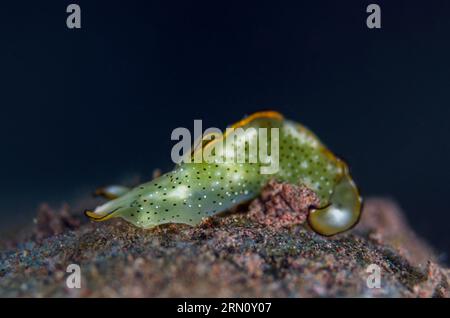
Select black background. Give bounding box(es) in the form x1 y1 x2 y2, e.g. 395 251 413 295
1 1 449 256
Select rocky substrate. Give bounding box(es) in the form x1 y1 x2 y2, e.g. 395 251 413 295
0 181 448 297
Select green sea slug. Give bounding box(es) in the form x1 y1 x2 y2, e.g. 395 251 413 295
86 111 362 235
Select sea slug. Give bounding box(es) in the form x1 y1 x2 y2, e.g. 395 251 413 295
85 111 362 235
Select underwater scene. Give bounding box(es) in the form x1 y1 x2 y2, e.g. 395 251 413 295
0 0 449 303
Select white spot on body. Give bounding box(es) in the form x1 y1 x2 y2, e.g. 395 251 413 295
324 206 351 228
167 185 190 200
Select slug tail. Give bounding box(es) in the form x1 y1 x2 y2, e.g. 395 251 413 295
307 165 362 236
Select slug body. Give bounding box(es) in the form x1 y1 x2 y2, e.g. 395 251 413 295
86 111 362 236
